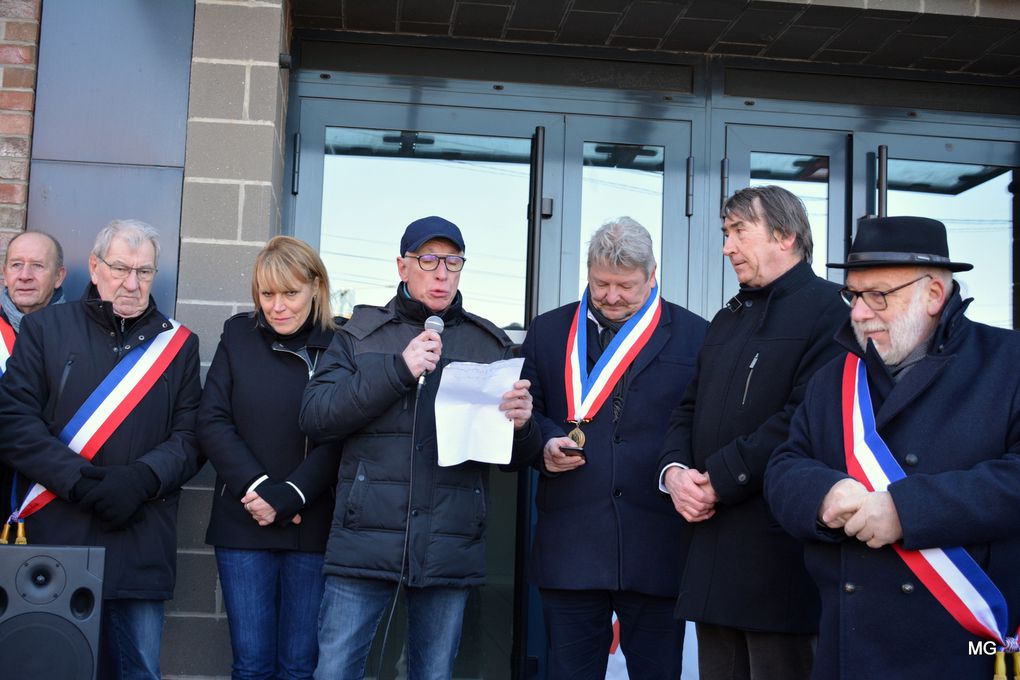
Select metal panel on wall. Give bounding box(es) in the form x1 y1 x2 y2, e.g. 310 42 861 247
27 161 183 314
33 0 194 166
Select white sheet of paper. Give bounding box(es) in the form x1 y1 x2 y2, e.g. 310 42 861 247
434 357 524 467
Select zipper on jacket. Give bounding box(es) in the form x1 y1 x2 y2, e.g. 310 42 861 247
57 355 75 401
741 352 759 406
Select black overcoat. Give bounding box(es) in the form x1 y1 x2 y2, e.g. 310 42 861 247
658 260 846 632
765 292 1020 679
0 285 202 599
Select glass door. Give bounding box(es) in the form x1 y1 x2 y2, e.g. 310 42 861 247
725 125 850 292
289 98 565 680
854 133 1020 329
560 115 693 308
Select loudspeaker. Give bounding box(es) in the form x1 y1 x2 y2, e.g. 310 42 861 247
0 545 104 680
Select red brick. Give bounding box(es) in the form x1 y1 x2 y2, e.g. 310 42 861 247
0 46 34 65
4 21 39 43
0 158 27 180
0 90 33 111
2 66 36 88
0 206 25 230
0 182 27 204
0 230 18 255
0 1 41 21
0 112 30 135
0 136 30 157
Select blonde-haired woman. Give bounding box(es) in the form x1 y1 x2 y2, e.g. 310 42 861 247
199 236 340 679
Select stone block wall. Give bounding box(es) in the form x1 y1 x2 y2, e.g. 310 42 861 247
167 1 291 677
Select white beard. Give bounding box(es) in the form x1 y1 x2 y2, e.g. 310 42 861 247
853 285 934 365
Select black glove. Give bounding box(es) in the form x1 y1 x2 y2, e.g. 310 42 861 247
70 472 102 504
78 463 160 529
254 481 304 526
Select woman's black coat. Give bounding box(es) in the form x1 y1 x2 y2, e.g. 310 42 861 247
199 312 340 552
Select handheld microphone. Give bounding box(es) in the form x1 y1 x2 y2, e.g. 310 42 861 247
418 315 445 386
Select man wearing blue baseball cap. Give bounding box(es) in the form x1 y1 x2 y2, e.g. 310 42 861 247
301 215 542 679
765 215 1020 679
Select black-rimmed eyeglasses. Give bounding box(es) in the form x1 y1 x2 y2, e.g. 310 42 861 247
839 274 931 311
97 254 158 282
405 254 466 272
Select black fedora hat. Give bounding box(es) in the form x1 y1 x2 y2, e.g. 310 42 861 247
828 215 972 272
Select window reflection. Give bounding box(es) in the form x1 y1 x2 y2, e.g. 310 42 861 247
578 142 664 295
887 162 1013 329
321 127 531 328
750 152 830 280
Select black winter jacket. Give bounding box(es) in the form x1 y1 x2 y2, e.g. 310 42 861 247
658 260 846 632
199 312 340 552
0 284 202 599
300 288 542 588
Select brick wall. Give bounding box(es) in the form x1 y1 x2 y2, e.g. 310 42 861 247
0 0 39 254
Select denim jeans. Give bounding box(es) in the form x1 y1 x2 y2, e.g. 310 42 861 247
314 575 470 680
539 588 685 680
216 547 326 680
99 599 165 680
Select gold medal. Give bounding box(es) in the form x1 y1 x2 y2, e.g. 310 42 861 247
567 426 585 448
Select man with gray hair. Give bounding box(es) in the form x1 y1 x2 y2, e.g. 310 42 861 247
657 185 845 679
0 219 202 679
521 217 707 678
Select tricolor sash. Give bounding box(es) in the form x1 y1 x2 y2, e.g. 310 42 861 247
564 282 662 424
841 353 1019 653
11 319 192 521
0 314 15 375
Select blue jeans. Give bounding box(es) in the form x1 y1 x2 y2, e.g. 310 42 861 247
314 575 470 680
540 588 685 680
99 599 164 680
216 547 326 680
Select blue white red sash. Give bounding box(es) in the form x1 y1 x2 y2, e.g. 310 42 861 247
11 320 192 521
841 353 1019 652
0 313 15 375
564 282 661 423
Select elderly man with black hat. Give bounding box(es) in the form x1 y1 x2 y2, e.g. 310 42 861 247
765 215 1020 679
300 215 542 679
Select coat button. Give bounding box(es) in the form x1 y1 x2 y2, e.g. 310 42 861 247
411 509 419 517
737 473 748 484
613 489 622 497
138 335 144 341
844 583 856 594
904 454 919 466
474 488 481 494
357 474 365 481
744 300 753 308
613 435 621 444
901 583 914 594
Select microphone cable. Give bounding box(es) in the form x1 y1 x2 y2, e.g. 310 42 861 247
373 368 426 678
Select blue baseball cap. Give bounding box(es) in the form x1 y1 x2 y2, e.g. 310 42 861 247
400 216 465 255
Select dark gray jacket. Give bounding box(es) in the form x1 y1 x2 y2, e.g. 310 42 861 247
300 289 541 587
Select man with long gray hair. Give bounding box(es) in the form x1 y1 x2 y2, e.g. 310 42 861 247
0 219 202 679
657 185 845 679
521 217 707 678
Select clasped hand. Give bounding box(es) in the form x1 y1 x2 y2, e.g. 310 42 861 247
664 466 717 522
818 478 902 548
